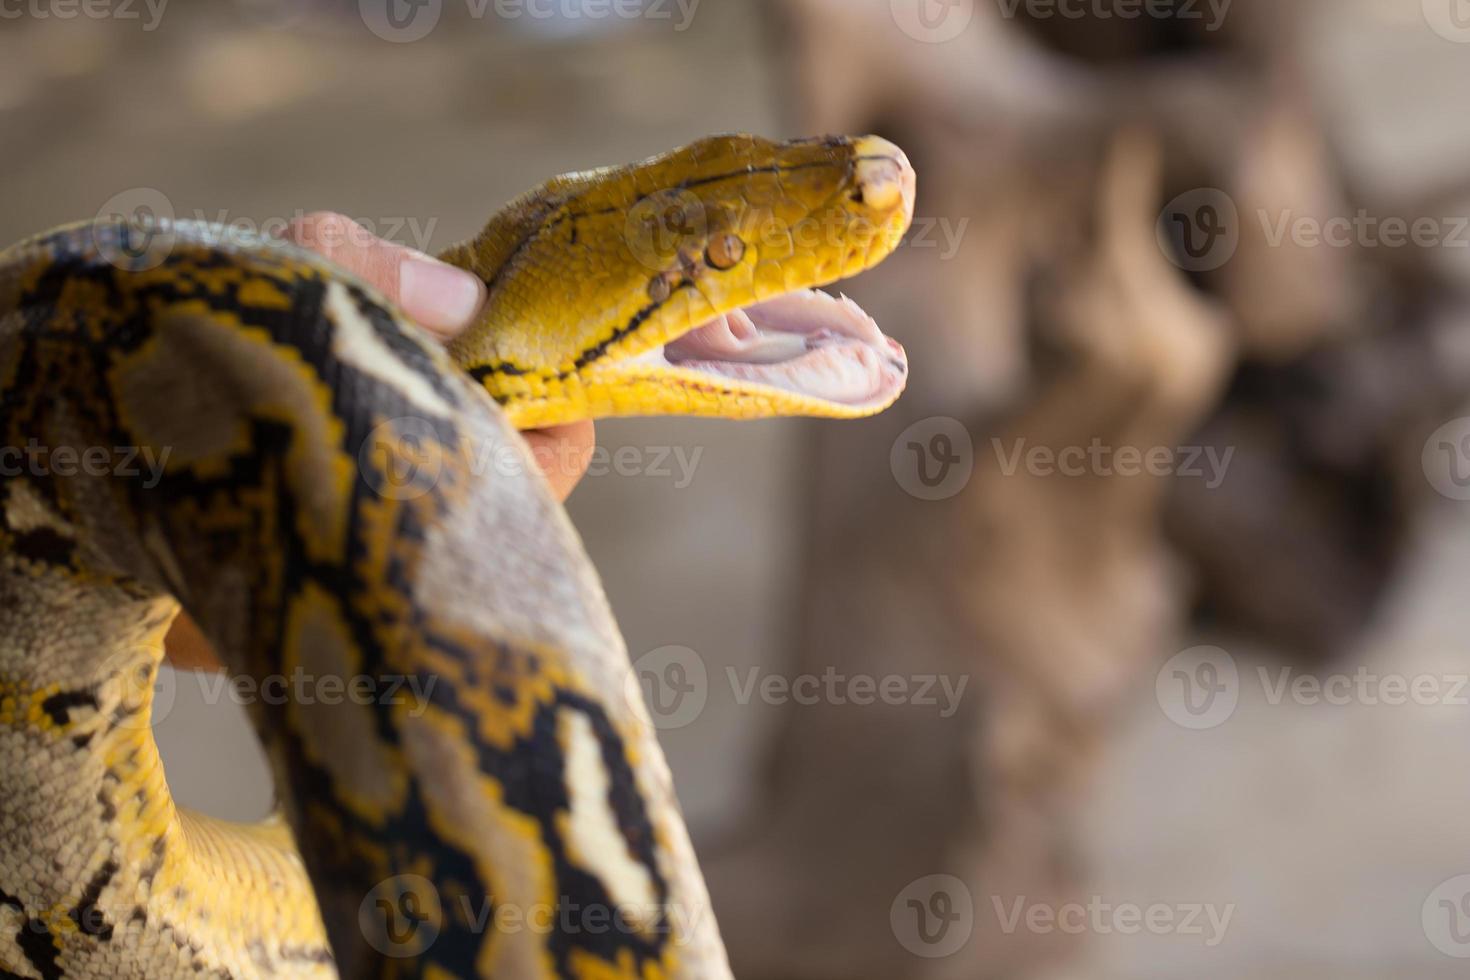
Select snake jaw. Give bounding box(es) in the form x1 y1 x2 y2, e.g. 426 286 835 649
617 288 909 414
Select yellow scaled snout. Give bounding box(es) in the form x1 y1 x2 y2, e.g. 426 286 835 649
852 136 916 215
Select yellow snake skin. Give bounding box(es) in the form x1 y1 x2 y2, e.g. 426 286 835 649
0 134 914 979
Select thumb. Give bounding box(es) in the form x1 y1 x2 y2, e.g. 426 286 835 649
284 211 485 339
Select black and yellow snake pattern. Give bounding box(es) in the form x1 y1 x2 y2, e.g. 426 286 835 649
0 134 914 979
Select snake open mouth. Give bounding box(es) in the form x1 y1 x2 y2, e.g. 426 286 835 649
635 288 908 410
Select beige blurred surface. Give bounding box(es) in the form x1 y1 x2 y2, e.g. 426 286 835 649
1057 495 1470 980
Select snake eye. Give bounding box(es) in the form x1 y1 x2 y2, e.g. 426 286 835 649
706 234 746 271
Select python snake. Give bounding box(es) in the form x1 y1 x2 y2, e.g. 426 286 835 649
0 133 914 979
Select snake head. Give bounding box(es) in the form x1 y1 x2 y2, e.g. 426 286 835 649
445 133 916 428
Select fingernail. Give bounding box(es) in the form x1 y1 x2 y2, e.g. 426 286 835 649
400 256 486 333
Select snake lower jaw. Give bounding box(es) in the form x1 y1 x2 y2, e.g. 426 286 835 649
588 287 910 420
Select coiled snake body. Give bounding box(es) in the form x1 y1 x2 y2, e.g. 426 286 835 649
0 134 914 978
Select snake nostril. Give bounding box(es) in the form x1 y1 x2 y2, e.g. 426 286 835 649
648 272 677 303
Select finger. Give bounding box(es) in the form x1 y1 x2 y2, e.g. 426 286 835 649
522 421 596 502
284 211 485 339
164 610 224 673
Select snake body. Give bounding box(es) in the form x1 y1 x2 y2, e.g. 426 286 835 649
0 134 914 979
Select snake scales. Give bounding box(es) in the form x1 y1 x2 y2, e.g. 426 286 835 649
0 133 914 979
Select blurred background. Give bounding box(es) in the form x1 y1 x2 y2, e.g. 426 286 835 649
6 0 1470 976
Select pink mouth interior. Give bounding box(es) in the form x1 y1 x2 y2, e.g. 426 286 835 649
647 290 908 408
